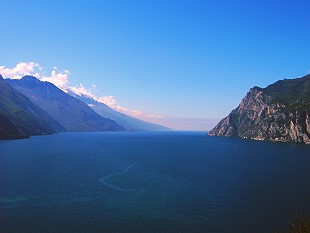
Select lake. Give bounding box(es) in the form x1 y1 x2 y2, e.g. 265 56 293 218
0 131 310 232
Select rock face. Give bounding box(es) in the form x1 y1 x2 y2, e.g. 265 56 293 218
209 74 310 144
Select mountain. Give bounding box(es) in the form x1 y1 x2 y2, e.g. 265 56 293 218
68 91 170 131
7 76 124 132
209 74 310 144
0 75 60 139
0 115 26 139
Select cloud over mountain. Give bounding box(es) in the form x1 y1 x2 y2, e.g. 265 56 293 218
0 62 70 90
41 67 70 91
0 62 161 121
70 83 161 119
0 62 41 79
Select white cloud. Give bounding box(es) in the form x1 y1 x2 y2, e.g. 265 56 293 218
69 83 97 99
98 96 128 112
131 109 143 116
0 62 71 91
41 67 70 91
70 88 163 121
69 85 160 120
1 61 163 122
0 62 41 79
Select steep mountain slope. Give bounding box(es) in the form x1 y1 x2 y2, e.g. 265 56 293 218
7 76 124 132
0 115 26 139
209 74 310 144
0 75 61 139
68 91 170 131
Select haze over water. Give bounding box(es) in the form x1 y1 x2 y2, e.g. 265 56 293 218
1 131 310 232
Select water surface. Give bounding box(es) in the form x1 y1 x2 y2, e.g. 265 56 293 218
0 131 310 232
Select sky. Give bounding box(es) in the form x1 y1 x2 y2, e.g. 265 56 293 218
0 0 310 130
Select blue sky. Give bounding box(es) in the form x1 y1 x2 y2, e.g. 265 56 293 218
1 0 310 130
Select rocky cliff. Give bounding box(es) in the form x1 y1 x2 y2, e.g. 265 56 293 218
209 74 310 144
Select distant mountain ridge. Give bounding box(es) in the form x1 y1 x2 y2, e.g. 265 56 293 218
0 75 59 139
68 90 170 131
7 76 124 132
1 74 168 140
209 74 310 144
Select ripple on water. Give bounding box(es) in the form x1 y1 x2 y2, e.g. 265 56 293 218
99 165 139 192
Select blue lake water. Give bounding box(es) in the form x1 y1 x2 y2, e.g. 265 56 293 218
0 131 310 233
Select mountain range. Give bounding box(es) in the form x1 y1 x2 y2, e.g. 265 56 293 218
0 75 168 139
209 74 310 144
0 75 59 139
68 90 169 131
2 73 310 143
8 76 123 132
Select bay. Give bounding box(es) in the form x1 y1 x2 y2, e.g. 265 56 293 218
0 131 310 233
